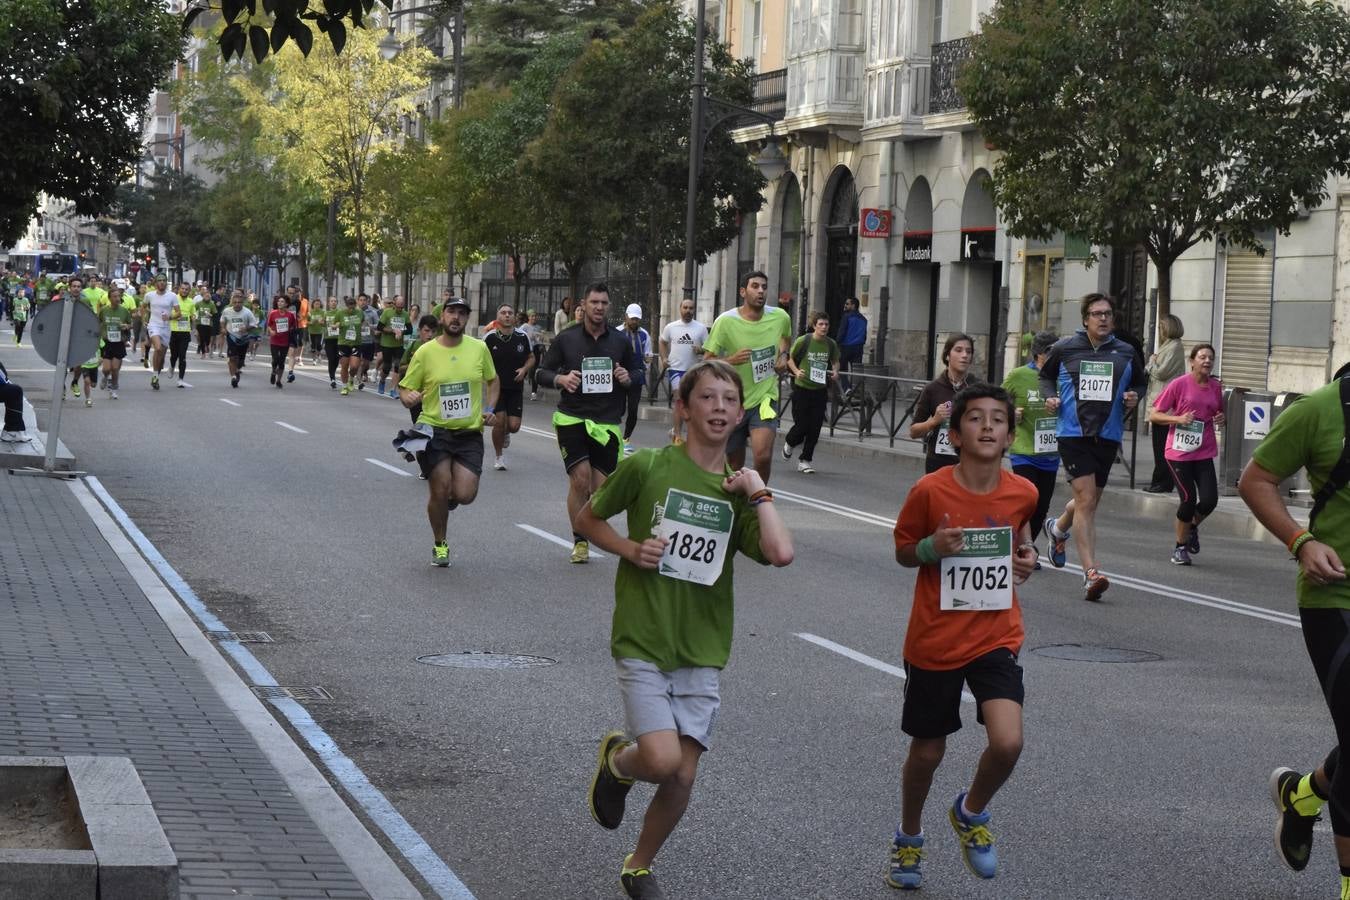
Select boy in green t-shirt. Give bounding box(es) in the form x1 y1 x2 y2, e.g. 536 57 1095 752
99 287 132 399
781 311 840 474
575 359 794 899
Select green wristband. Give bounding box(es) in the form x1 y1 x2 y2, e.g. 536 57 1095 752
916 535 940 565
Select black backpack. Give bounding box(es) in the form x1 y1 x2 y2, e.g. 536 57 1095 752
1309 375 1350 531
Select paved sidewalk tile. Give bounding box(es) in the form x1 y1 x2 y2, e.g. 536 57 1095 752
0 472 372 899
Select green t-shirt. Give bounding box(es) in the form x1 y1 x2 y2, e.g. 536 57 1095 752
703 306 793 412
1002 363 1056 457
171 296 195 332
1251 381 1350 610
307 308 326 335
398 336 497 431
11 297 29 322
589 444 769 671
99 305 132 343
335 309 364 347
379 307 409 348
196 300 216 327
399 336 429 374
790 335 837 391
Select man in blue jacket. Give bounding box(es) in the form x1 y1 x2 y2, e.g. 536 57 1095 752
837 296 867 394
1038 293 1147 602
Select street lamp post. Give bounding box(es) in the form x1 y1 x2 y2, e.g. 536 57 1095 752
681 0 788 303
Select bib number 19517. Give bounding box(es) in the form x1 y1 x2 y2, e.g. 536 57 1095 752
939 526 1013 611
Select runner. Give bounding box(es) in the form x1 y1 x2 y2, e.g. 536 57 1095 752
219 289 258 389
99 286 132 400
150 277 187 389
781 311 840 474
397 314 441 478
620 304 652 455
1148 344 1224 565
307 296 327 366
1038 293 1146 601
10 284 29 346
397 297 499 567
132 284 147 360
659 298 708 444
483 304 535 470
1002 331 1063 556
575 359 792 899
519 309 543 400
286 285 308 381
911 333 975 473
886 383 1039 891
702 271 793 482
266 295 298 390
536 281 637 563
334 295 364 395
195 284 215 358
355 292 378 390
377 294 410 397
1239 364 1350 896
322 297 341 388
247 293 264 360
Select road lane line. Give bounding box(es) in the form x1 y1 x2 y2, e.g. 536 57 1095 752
515 523 607 557
366 458 414 477
79 477 465 899
275 421 308 434
219 398 241 407
795 633 975 703
520 424 556 440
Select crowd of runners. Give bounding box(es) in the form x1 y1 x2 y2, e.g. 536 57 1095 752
1 268 1347 900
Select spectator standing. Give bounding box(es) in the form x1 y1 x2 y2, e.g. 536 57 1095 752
1144 314 1186 492
837 296 868 394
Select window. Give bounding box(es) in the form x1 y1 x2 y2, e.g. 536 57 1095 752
777 177 803 306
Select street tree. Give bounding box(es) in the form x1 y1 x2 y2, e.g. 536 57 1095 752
458 0 641 88
0 0 180 245
961 0 1350 322
366 143 446 297
111 168 224 281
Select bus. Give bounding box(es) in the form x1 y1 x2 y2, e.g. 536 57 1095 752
2 250 79 279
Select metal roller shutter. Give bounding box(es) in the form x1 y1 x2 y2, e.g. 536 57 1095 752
1219 250 1273 391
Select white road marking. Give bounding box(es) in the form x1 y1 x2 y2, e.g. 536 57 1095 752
795 632 975 703
365 457 414 477
219 398 241 407
274 421 308 434
515 523 607 558
519 425 554 440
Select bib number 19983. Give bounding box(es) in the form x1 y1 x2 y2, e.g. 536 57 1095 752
939 526 1013 611
581 357 612 394
656 488 733 586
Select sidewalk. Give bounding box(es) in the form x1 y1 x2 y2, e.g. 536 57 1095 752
0 470 424 899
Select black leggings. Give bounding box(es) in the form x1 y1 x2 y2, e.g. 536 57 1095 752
169 331 191 378
270 344 288 375
623 381 643 440
1149 422 1172 489
324 338 339 380
196 325 213 355
1301 608 1350 834
309 333 322 354
379 347 399 379
1012 463 1058 541
1166 457 1218 523
785 387 828 462
13 320 24 343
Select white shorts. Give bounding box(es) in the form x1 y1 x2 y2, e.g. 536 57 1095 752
147 324 171 343
615 658 720 750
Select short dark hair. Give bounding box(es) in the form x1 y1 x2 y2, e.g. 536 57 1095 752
1031 330 1058 357
942 332 975 365
582 282 609 299
808 311 828 327
418 314 438 331
951 382 1013 427
678 359 743 407
1080 292 1114 321
357 292 370 301
1335 361 1350 381
740 270 767 290
1189 342 1216 360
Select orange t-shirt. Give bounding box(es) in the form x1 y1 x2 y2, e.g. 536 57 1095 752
893 466 1037 670
297 296 310 328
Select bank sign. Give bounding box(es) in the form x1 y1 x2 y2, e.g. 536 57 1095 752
859 208 893 238
902 231 932 264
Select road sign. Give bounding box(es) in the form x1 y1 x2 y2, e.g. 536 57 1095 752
1243 401 1271 440
30 300 100 367
129 261 141 274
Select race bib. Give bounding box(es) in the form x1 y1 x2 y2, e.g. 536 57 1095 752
344 327 357 342
105 325 122 342
1033 417 1058 454
750 346 775 383
939 526 1013 611
37 290 48 301
581 356 613 394
276 317 289 333
403 334 414 349
360 323 372 340
655 488 733 586
1077 360 1114 402
808 357 827 385
438 381 472 420
228 320 245 336
391 317 405 336
1172 420 1204 454
934 426 957 456
327 324 339 337
199 312 212 325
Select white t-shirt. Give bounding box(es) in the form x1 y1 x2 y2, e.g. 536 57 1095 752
661 318 709 371
145 290 178 328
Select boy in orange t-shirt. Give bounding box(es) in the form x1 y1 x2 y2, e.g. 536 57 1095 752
886 383 1039 890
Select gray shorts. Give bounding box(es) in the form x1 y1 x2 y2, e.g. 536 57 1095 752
615 658 721 750
726 397 779 453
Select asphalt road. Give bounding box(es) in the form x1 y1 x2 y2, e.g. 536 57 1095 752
3 333 1336 900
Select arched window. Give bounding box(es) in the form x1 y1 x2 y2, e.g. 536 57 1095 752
777 176 802 305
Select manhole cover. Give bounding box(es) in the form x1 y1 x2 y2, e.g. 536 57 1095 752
1031 644 1162 663
417 651 557 669
250 685 334 701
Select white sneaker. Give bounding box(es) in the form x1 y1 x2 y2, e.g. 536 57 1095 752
110 390 119 400
797 460 816 474
176 379 185 389
0 430 33 443
530 392 539 401
494 456 507 471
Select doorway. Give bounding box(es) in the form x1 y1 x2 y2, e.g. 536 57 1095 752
823 168 858 338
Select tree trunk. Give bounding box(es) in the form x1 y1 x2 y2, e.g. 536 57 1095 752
326 198 337 297
1154 255 1172 327
354 195 367 295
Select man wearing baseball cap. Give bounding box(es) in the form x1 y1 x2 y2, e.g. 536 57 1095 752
621 303 652 455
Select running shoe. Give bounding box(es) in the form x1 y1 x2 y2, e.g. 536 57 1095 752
0 430 34 443
110 391 118 400
330 379 337 390
270 371 276 385
142 356 149 369
588 730 634 830
357 380 365 391
1083 567 1110 602
571 540 590 564
72 385 80 398
177 379 185 389
84 397 92 408
151 374 159 390
1186 524 1200 555
378 378 387 395
340 385 351 396
1170 546 1191 566
623 442 635 456
494 456 507 471
231 376 239 388
781 441 794 460
1045 520 1069 568
530 391 539 401
275 379 283 390
432 542 450 568
885 833 925 891
948 793 997 879
286 370 295 383
620 854 665 899
1271 767 1320 871
798 460 816 474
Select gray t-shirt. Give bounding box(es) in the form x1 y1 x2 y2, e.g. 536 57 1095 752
219 307 258 341
360 307 379 344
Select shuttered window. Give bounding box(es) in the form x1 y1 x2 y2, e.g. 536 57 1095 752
1219 250 1273 391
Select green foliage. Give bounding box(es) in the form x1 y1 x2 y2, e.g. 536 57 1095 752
366 143 445 281
961 0 1350 312
460 0 642 88
201 0 390 63
0 0 181 245
111 169 227 275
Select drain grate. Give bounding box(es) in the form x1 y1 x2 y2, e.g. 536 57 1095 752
207 630 274 644
416 651 557 670
250 685 334 701
1031 644 1162 664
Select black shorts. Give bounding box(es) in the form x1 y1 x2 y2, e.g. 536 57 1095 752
227 338 249 362
358 343 376 361
556 422 620 475
901 647 1025 739
100 342 126 360
425 427 485 476
496 389 524 419
338 344 359 359
1057 436 1119 487
288 329 303 347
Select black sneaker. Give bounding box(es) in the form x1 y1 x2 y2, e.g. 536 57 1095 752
1186 525 1200 555
620 855 666 899
1271 767 1317 871
231 375 239 389
270 371 276 385
588 730 634 830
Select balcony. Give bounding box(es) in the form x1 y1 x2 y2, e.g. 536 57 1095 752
863 58 931 141
783 48 865 137
751 68 787 121
925 36 976 132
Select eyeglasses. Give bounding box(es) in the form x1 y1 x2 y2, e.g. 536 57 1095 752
1086 310 1114 319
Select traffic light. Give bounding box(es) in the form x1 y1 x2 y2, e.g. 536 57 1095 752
144 253 153 265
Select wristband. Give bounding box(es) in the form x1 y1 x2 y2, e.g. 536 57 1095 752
1287 528 1310 553
1290 530 1315 560
484 406 494 414
916 535 940 565
750 495 774 506
748 488 773 505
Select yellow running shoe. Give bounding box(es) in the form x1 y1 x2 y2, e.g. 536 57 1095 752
571 540 590 564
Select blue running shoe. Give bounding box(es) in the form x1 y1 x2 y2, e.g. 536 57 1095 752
885 833 924 890
949 793 997 879
1045 520 1068 568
